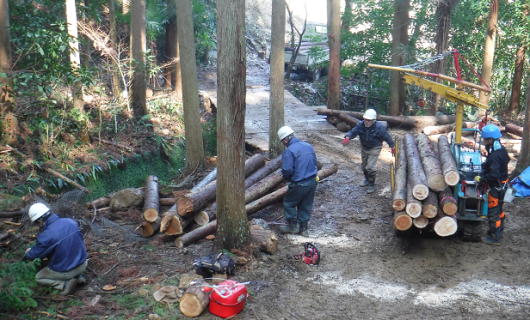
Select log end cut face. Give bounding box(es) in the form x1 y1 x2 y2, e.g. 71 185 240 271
434 216 458 237
413 215 429 229
412 185 429 201
406 203 422 218
179 294 203 317
444 171 460 187
394 213 412 231
392 200 406 212
427 175 448 192
442 203 458 215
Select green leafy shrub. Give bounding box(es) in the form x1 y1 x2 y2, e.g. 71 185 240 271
0 261 40 312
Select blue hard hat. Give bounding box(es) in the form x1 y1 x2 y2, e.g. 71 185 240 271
481 124 501 139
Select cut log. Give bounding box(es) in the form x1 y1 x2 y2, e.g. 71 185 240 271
175 220 217 248
336 121 351 132
143 175 160 222
437 135 459 186
392 138 407 211
244 155 282 189
159 198 176 206
413 215 429 229
177 154 266 217
423 122 475 135
250 226 278 254
394 211 412 231
86 195 111 209
433 207 458 237
160 204 192 235
193 211 210 226
338 113 360 126
0 211 23 218
179 278 209 317
191 168 217 192
405 178 422 218
416 133 447 192
438 187 457 215
505 123 523 137
422 191 438 219
140 217 161 237
404 134 429 200
460 136 487 154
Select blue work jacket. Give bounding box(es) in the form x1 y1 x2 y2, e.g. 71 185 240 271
345 121 395 149
281 137 318 182
26 214 88 272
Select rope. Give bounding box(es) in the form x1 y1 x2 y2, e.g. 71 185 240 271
400 51 454 70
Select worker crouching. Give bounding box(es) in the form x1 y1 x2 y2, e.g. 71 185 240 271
23 203 88 295
342 109 395 193
277 126 318 237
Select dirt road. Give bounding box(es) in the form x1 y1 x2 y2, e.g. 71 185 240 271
196 62 530 319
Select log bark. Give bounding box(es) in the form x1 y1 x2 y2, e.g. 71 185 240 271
433 207 458 237
392 138 407 211
505 123 523 137
86 196 111 209
159 198 176 206
140 217 161 237
404 134 429 200
416 133 447 191
179 278 209 317
175 220 217 248
422 191 438 219
244 155 282 189
394 211 412 231
405 178 422 218
0 211 23 218
338 112 360 126
143 175 159 222
336 121 351 132
177 154 267 217
437 135 459 186
438 187 457 215
250 226 278 254
191 168 217 192
423 122 475 135
413 215 429 229
160 204 192 235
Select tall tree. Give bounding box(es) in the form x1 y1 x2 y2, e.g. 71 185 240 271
327 0 341 110
508 45 525 114
516 76 530 173
269 0 285 158
129 0 147 115
108 0 121 97
176 0 205 172
214 0 250 250
478 0 499 109
389 0 403 116
164 18 182 100
0 0 17 145
66 0 85 112
341 0 353 32
398 0 409 114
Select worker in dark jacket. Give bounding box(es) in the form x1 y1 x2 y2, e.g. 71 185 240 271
277 126 318 237
474 124 510 245
24 203 88 295
342 109 395 193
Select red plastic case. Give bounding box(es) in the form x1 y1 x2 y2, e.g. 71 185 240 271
208 280 248 318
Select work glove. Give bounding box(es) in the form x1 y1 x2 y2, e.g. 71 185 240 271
342 137 350 146
316 176 320 182
474 176 481 183
391 147 396 156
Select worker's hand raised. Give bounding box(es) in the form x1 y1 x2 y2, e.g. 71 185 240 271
474 176 481 183
342 137 350 146
391 147 396 156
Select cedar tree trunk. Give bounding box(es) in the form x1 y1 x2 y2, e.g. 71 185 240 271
478 0 499 109
66 0 84 112
129 0 147 115
269 0 285 157
0 0 17 145
327 0 341 110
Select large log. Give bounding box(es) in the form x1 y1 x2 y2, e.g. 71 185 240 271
404 134 429 200
143 175 160 222
160 204 193 235
505 123 523 137
175 220 217 248
438 187 457 215
177 154 267 217
244 156 282 189
338 113 360 126
394 211 412 231
433 207 458 237
416 134 447 192
413 215 429 229
392 138 407 211
250 226 278 254
191 168 217 192
405 178 422 218
179 278 209 317
140 217 161 237
422 191 438 219
423 122 475 135
437 135 460 186
0 211 23 218
86 195 111 209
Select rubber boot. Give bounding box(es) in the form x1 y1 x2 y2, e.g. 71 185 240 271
77 274 86 285
367 176 376 194
60 278 78 296
500 217 505 237
280 219 299 234
299 222 309 237
360 170 369 187
482 229 501 246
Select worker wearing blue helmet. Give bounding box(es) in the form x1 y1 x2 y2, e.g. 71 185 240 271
474 124 510 245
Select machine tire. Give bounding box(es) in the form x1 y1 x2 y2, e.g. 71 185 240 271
462 221 482 242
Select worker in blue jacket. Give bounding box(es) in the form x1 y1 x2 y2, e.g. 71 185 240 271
277 126 318 237
342 109 395 193
24 203 88 296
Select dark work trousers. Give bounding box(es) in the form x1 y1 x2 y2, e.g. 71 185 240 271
361 145 382 180
487 187 504 237
283 177 318 223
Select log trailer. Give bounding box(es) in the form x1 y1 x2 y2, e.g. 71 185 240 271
370 50 492 240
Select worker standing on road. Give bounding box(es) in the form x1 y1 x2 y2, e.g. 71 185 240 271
342 109 395 193
23 203 88 295
277 126 318 237
474 124 510 245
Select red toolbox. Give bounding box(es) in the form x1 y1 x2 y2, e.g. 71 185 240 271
206 280 248 318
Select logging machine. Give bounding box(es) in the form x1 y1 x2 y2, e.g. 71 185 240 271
370 50 492 240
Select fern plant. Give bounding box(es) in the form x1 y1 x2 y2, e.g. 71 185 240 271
0 260 40 312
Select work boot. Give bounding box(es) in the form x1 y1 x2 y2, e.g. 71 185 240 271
482 229 501 246
500 217 505 237
76 274 86 285
280 219 299 234
367 177 376 194
60 278 78 296
299 222 309 237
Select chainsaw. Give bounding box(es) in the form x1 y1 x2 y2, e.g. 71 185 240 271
292 242 320 265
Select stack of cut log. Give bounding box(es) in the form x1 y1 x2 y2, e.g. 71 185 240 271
392 133 458 237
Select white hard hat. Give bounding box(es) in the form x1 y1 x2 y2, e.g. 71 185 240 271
29 203 50 222
277 126 295 141
363 109 377 120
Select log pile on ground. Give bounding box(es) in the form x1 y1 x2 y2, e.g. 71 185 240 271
391 134 460 237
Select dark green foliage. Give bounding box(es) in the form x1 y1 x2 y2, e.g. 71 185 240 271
192 0 217 65
0 261 40 312
202 119 217 157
